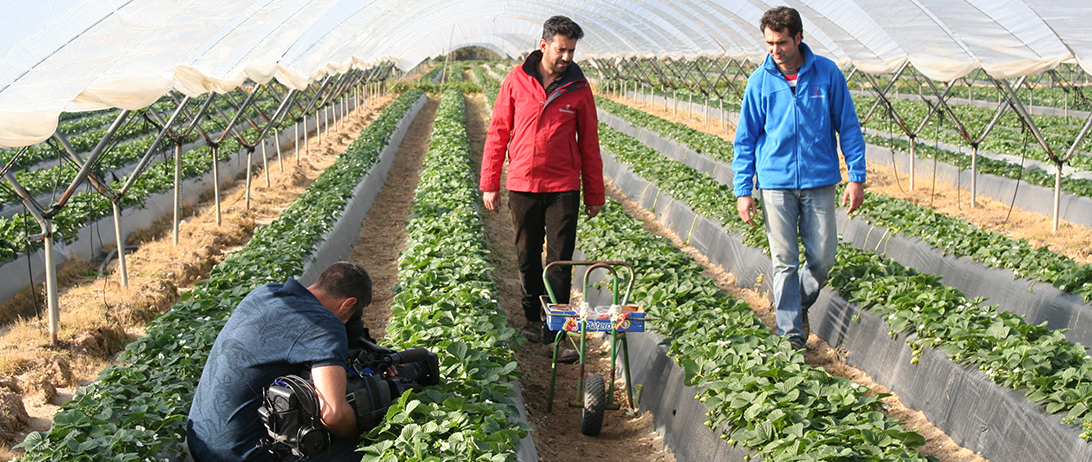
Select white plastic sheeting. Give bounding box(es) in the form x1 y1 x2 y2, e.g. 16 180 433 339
1 0 1090 148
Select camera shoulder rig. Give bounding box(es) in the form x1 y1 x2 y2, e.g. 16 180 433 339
257 375 329 458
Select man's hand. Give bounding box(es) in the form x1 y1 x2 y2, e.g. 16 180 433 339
312 365 357 441
842 182 864 215
585 204 602 218
482 191 500 213
737 195 758 227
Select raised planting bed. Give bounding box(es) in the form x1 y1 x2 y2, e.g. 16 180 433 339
596 125 1092 461
14 89 425 462
568 197 930 461
598 100 1092 347
356 89 530 462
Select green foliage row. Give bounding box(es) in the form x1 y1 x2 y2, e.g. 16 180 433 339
831 245 1092 438
579 199 930 461
855 190 1092 301
14 89 425 462
856 95 1092 171
0 91 322 264
595 96 733 163
596 103 1092 442
596 98 1092 303
613 83 1092 201
358 89 526 462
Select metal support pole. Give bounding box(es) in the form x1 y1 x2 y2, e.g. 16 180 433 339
245 147 253 210
112 200 128 288
971 146 978 207
1055 167 1062 233
275 130 283 173
48 109 132 214
173 141 182 246
909 137 916 190
44 223 58 345
262 142 270 187
11 191 60 345
212 145 221 225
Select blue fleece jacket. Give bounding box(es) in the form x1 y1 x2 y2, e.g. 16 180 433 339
732 43 866 198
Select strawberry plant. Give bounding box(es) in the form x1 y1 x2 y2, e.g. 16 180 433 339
596 96 733 163
15 89 425 462
0 91 316 264
595 107 1092 441
357 89 527 462
829 245 1092 435
597 99 1092 302
578 198 930 461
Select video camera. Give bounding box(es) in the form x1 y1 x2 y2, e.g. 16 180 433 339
257 334 440 458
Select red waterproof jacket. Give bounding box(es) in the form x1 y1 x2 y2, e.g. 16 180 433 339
480 51 605 206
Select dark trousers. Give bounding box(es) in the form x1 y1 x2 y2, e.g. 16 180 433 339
508 190 580 334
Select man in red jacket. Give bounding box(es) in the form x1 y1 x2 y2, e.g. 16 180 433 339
480 15 605 362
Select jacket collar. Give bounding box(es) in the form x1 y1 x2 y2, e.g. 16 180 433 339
763 41 815 76
522 49 587 89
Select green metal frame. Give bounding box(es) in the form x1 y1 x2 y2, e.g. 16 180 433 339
541 260 639 414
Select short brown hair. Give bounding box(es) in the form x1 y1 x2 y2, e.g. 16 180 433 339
761 7 803 38
314 262 372 317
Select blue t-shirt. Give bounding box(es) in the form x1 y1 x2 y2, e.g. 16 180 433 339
187 278 348 462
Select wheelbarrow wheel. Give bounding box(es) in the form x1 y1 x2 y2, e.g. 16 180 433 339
581 374 606 436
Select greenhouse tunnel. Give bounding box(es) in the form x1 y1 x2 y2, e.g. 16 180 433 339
4 1 1092 461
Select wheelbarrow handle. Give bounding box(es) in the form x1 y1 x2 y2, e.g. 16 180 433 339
542 260 635 305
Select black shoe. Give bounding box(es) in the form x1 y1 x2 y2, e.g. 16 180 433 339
521 322 543 343
542 345 580 364
556 348 580 364
788 335 807 350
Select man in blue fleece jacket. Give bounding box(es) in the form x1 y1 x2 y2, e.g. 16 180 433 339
733 6 866 350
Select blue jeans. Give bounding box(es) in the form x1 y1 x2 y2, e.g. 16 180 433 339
759 185 838 340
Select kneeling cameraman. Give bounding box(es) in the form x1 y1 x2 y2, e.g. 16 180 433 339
187 262 374 462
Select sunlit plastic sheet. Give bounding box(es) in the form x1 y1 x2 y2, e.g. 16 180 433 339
602 148 1092 462
4 0 1092 148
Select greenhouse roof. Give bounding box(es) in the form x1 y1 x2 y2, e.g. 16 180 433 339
1 0 1089 147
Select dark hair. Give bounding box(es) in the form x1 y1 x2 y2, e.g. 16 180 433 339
542 15 584 42
314 262 372 317
760 7 803 38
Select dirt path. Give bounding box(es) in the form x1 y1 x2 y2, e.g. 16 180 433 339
464 95 675 461
0 95 395 460
347 97 438 338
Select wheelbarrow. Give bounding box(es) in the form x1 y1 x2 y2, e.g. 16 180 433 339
540 260 644 436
